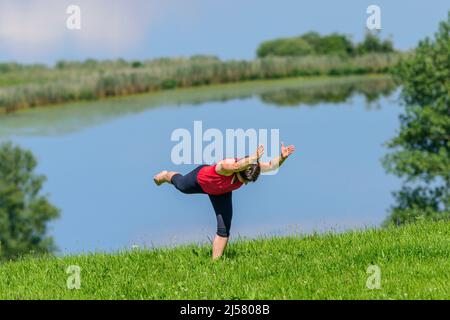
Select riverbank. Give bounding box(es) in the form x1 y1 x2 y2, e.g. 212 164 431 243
0 221 448 299
0 53 404 114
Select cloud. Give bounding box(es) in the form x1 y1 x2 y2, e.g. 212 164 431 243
67 0 156 49
0 1 65 45
0 0 172 61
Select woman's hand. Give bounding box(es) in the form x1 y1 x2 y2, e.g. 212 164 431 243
254 145 265 161
281 142 295 159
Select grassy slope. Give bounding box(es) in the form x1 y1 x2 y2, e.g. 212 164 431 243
0 221 449 300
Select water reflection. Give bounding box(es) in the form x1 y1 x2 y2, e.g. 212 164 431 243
260 76 396 107
0 75 396 138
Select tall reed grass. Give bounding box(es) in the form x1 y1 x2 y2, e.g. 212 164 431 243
0 53 404 113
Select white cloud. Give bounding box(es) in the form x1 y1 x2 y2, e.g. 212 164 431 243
0 0 173 61
0 1 65 45
68 0 156 49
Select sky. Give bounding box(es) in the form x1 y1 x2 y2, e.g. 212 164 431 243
0 0 448 65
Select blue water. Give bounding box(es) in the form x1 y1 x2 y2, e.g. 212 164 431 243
0 78 402 254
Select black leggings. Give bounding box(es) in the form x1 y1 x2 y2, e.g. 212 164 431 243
171 165 233 237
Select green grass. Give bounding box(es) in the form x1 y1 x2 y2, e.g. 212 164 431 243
0 221 449 299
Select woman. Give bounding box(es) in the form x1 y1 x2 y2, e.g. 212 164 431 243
153 143 295 259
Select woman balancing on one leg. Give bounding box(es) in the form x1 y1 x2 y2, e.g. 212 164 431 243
153 142 295 259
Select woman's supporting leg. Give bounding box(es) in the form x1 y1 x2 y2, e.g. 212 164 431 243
212 235 229 260
208 192 233 259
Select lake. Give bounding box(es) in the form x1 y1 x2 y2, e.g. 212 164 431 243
0 75 402 254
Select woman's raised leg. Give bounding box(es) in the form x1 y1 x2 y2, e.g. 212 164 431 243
153 170 179 185
154 165 207 194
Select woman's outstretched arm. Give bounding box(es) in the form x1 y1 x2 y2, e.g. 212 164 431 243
259 142 295 173
216 145 265 176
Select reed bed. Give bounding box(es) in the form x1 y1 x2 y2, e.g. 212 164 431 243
0 53 405 113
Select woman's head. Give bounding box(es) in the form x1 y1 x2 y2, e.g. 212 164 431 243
239 163 261 183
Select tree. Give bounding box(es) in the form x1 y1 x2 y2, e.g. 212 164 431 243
0 142 60 260
356 32 394 55
256 32 354 58
382 13 450 226
257 37 313 58
311 33 354 56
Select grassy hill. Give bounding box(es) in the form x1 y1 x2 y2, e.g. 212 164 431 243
0 221 448 299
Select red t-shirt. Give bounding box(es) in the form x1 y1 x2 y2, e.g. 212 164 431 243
197 162 243 195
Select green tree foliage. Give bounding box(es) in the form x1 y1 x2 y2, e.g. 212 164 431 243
131 60 143 68
0 142 60 260
257 37 314 58
257 31 393 58
356 32 394 55
306 32 354 56
383 13 450 226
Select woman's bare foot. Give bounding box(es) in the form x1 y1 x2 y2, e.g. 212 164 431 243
153 170 168 185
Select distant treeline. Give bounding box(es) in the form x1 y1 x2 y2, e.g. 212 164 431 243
257 32 395 58
0 52 404 113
